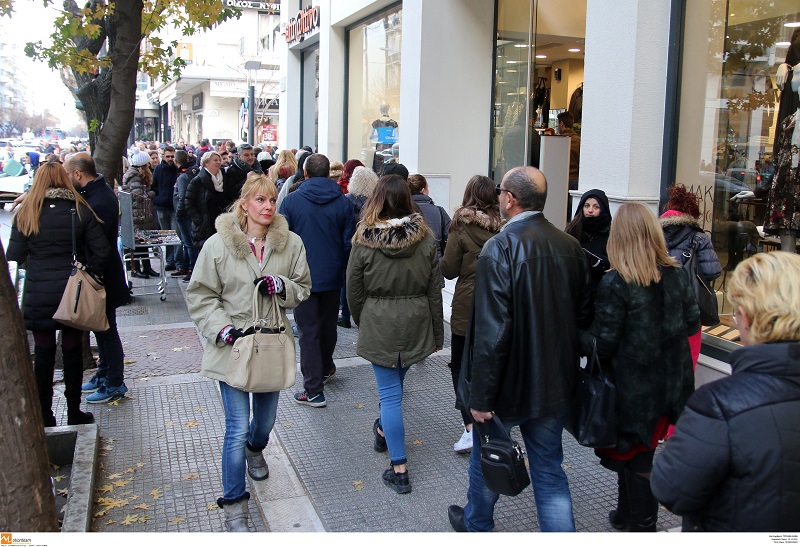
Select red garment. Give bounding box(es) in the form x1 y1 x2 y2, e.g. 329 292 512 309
596 415 670 461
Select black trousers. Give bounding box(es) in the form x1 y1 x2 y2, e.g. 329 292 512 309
294 290 339 395
449 334 472 426
94 307 125 388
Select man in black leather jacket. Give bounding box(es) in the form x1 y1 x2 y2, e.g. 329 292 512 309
448 166 591 533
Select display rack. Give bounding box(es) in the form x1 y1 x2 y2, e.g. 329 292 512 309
119 191 180 301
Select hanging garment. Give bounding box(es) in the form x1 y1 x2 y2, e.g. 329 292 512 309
569 84 583 124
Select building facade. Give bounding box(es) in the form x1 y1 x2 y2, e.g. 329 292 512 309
279 0 800 374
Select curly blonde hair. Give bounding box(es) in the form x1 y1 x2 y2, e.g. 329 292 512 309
727 252 800 344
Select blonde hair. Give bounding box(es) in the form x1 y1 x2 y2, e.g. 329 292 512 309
727 252 800 344
234 172 279 230
606 202 678 286
267 150 298 186
14 162 98 236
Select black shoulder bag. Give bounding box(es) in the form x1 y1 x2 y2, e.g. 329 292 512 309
682 235 719 326
477 415 530 497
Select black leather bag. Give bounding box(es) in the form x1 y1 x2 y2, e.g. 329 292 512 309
477 415 530 497
681 235 720 326
567 339 617 448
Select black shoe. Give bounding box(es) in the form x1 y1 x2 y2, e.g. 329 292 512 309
323 368 336 384
448 505 468 532
131 270 149 279
171 268 189 277
609 509 629 530
373 418 387 453
182 271 192 283
67 410 95 425
382 467 411 494
143 267 160 277
165 264 177 272
337 318 351 328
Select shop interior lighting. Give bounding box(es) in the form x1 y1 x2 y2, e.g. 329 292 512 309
535 54 547 58
507 60 519 63
785 22 800 27
776 41 791 47
568 48 581 52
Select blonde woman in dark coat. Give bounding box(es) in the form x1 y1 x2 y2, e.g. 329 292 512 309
441 175 502 453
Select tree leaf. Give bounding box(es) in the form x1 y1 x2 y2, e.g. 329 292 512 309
170 517 185 524
53 474 66 482
185 421 199 427
150 488 163 500
133 503 150 510
121 514 139 526
183 473 199 480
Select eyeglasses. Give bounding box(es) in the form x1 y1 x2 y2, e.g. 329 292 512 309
496 185 514 198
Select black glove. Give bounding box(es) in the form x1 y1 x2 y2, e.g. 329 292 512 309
220 325 245 345
254 275 284 296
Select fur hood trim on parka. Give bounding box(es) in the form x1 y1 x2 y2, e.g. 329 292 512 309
453 207 504 233
353 213 428 250
214 211 290 259
659 211 702 230
44 188 76 201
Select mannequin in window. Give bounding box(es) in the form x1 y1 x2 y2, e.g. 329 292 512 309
371 103 398 173
773 29 800 161
733 64 800 252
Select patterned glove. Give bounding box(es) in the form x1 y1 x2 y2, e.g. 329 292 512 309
254 275 284 296
220 325 244 345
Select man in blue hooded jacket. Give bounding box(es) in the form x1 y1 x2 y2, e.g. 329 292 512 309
280 153 355 407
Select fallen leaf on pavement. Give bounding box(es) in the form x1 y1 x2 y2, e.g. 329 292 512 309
136 462 146 468
283 422 292 428
154 432 164 438
185 421 199 427
53 474 66 482
355 403 364 409
128 494 139 501
56 488 68 497
124 360 137 364
170 517 185 524
352 480 364 491
107 473 122 480
94 509 107 518
111 479 131 487
97 484 114 494
99 453 108 457
172 347 184 352
124 468 135 474
413 439 423 445
150 488 162 500
107 400 120 406
105 520 115 525
120 514 139 526
195 407 205 412
133 503 150 510
138 515 150 523
184 473 199 480
207 504 219 511
165 421 173 427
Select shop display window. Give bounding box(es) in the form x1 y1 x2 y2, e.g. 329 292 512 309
675 0 800 349
346 7 402 172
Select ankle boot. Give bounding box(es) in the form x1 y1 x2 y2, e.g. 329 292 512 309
63 346 94 425
609 470 630 530
218 495 250 532
624 470 658 532
33 346 57 427
245 444 269 481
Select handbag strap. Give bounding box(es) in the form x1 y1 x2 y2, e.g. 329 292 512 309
69 208 78 263
476 414 513 444
250 281 286 332
587 337 607 382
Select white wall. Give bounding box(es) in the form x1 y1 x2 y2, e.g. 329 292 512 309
579 0 672 213
400 0 495 214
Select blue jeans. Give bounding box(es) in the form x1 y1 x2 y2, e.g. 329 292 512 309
463 410 575 532
218 381 279 501
339 286 350 322
372 363 409 466
177 216 197 270
94 307 125 388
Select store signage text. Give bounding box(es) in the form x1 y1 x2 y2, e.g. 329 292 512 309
192 92 204 110
285 5 320 44
223 0 280 12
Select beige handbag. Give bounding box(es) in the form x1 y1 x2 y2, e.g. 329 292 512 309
226 280 296 392
53 209 109 332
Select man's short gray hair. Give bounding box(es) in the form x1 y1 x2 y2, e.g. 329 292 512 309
503 167 547 211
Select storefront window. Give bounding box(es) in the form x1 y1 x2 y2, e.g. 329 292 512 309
301 47 319 149
346 7 402 172
676 1 800 339
492 0 586 185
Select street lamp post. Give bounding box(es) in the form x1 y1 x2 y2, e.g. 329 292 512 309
244 61 261 144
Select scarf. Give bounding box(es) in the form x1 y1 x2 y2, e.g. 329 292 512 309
206 168 224 192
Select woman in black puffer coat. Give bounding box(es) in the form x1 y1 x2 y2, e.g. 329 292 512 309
7 162 110 427
185 151 229 252
652 251 800 532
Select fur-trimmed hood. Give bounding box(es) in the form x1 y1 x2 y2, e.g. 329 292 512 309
44 188 76 201
214 211 290 259
347 166 378 198
659 211 702 230
453 206 504 233
353 213 428 257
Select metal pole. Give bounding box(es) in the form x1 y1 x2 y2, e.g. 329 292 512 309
248 84 256 144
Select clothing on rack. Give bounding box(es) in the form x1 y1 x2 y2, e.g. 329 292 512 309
569 83 583 124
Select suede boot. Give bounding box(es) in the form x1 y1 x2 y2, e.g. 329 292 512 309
624 470 658 532
33 346 57 427
609 470 630 530
245 444 269 481
63 346 94 425
218 496 250 532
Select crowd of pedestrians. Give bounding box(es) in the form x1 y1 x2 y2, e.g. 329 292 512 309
5 134 799 534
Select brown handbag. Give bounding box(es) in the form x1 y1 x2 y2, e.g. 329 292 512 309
225 280 296 393
53 209 109 332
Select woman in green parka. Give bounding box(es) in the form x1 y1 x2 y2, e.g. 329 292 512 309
441 175 503 454
346 174 444 495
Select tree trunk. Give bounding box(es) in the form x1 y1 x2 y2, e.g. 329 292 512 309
0 246 59 531
92 0 143 187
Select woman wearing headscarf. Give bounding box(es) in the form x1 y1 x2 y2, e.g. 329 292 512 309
565 189 612 297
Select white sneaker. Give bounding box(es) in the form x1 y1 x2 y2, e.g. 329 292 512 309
453 427 473 453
